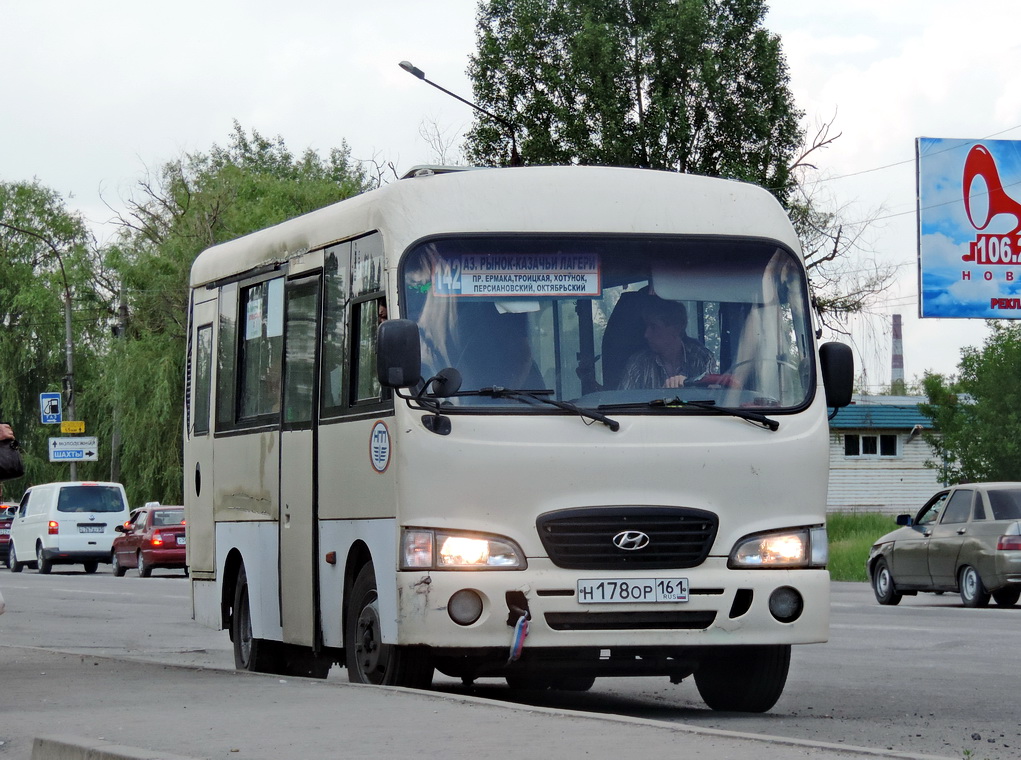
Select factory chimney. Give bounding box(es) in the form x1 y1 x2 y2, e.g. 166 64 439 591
891 314 905 395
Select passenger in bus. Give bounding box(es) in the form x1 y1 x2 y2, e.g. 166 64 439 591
619 297 714 389
458 307 544 390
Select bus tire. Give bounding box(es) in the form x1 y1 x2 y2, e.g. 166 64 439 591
694 644 790 713
232 565 282 673
345 562 433 689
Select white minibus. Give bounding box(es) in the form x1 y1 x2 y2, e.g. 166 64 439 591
185 165 852 712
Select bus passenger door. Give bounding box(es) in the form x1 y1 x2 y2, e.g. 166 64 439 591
185 293 217 581
279 274 322 648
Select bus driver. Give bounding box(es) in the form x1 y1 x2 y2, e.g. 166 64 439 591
619 296 714 389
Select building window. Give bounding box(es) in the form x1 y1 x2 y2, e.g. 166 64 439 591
844 433 898 458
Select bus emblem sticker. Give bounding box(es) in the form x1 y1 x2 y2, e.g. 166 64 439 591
613 530 650 551
369 421 391 473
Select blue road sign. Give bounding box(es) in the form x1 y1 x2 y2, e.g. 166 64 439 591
40 393 62 425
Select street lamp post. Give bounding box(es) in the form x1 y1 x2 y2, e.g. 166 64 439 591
399 60 522 167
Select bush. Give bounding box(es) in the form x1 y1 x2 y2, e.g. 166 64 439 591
826 512 900 582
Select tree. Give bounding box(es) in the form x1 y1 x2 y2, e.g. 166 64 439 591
466 0 802 202
465 2 896 324
920 322 1021 484
0 180 111 498
94 124 369 505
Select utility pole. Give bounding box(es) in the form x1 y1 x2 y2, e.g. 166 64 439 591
63 284 76 481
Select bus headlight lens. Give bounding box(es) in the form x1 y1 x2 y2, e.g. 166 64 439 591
729 526 827 569
401 529 526 570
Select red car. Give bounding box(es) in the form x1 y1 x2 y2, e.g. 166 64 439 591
1 503 16 568
111 504 187 577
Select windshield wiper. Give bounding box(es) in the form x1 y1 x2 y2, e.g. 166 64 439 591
465 387 620 432
600 396 779 432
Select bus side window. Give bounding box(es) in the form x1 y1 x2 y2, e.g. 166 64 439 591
321 243 350 414
351 295 385 403
239 277 284 420
216 283 238 429
194 324 213 435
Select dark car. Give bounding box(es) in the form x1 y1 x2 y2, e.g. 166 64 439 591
111 504 186 577
0 503 16 568
866 482 1021 608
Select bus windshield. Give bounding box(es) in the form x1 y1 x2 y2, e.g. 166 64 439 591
400 235 814 412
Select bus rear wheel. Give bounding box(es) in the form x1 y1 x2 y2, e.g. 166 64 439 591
346 562 432 689
232 566 282 673
694 644 791 713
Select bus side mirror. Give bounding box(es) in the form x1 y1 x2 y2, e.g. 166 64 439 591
819 342 853 408
377 319 422 388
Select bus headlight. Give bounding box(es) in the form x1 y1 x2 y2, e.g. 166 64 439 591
728 526 827 569
401 529 526 570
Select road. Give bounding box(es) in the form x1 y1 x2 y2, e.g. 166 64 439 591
1 569 1018 759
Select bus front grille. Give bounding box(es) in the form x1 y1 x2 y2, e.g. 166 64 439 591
536 506 718 570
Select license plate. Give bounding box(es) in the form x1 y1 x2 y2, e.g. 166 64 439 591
78 525 104 534
0 528 9 535
176 535 186 546
577 578 689 604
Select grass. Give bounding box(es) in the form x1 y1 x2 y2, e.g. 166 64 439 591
826 511 901 582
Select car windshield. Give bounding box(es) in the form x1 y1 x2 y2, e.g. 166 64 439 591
400 235 814 412
986 489 1021 520
56 486 125 513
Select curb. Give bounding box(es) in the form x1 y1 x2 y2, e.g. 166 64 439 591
31 736 202 760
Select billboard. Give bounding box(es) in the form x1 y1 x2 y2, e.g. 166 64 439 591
917 137 1021 318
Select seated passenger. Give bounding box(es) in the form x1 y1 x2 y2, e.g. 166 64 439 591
619 297 714 389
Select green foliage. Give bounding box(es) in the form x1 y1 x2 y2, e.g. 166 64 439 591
465 0 803 203
91 123 369 505
0 124 369 506
0 180 111 499
920 321 1021 484
826 512 899 582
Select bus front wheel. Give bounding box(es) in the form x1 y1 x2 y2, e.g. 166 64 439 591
232 566 282 673
345 562 433 689
694 644 790 712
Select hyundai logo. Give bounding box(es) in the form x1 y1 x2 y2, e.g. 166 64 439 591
612 530 650 551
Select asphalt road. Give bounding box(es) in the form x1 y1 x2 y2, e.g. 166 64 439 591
1 569 1018 759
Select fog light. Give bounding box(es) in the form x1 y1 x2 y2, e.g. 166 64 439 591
768 586 803 623
447 589 484 626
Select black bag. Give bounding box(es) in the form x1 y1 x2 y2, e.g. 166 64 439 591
0 438 25 480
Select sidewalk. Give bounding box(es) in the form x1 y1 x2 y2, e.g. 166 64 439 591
2 646 953 760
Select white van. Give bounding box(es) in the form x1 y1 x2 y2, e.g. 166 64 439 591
8 481 130 574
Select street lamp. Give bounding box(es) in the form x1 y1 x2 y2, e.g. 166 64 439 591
399 60 522 167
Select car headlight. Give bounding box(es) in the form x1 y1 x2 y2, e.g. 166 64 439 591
401 528 526 570
728 526 827 569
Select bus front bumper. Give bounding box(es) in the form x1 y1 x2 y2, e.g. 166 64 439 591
394 558 829 651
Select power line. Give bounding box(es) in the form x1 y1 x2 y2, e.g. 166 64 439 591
816 123 1021 183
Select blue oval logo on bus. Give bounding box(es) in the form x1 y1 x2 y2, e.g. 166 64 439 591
369 421 391 473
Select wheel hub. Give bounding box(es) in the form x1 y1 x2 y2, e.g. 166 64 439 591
355 601 383 676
